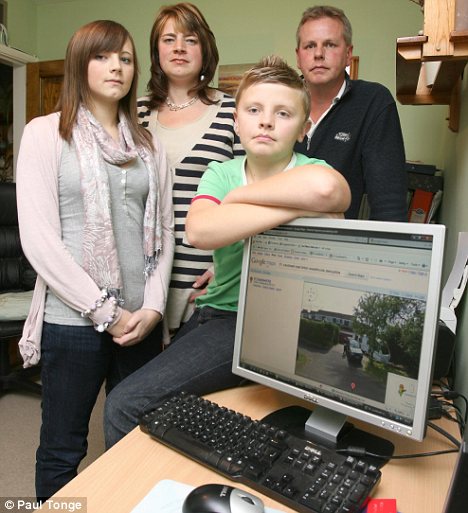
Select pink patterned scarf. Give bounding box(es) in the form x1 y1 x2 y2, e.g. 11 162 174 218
73 106 162 299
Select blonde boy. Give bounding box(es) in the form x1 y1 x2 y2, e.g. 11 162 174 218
104 56 350 447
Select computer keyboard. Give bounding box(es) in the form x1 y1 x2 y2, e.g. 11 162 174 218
139 392 381 513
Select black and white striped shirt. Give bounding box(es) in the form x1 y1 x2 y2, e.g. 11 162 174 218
137 90 244 330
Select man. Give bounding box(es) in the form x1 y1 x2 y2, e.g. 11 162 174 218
295 5 408 221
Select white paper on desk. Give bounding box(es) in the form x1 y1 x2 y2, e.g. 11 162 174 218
131 479 286 513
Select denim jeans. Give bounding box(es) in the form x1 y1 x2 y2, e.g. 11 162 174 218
36 321 162 501
104 306 244 448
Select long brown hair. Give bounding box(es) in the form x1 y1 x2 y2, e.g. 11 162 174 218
146 3 219 110
57 20 152 149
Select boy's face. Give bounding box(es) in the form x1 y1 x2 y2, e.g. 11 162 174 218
234 82 310 164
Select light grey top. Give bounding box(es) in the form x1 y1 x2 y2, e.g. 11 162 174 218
44 141 149 325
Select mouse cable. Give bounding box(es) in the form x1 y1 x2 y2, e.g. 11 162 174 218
427 420 462 448
336 421 461 461
336 446 459 461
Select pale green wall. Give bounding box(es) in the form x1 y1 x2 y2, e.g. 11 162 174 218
439 73 468 398
7 0 468 399
6 0 37 56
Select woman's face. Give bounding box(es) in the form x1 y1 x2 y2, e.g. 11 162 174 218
87 38 135 108
157 18 203 86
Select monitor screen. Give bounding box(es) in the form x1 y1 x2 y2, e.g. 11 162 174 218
232 219 445 452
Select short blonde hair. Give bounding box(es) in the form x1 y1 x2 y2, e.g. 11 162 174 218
296 5 353 47
235 55 310 122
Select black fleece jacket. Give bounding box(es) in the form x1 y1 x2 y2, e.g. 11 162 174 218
295 77 408 221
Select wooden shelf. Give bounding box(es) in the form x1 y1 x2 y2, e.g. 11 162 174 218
396 0 468 132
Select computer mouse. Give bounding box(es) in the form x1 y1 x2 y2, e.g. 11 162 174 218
182 483 265 513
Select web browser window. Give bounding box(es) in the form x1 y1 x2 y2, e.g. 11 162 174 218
239 224 435 427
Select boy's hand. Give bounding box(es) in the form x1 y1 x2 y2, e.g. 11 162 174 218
189 268 214 302
112 309 162 346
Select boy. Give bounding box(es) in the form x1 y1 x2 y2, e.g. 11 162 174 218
104 55 350 448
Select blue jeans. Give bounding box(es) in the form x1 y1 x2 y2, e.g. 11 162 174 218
104 306 244 448
36 321 162 501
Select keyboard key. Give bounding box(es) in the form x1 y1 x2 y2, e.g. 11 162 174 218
300 493 325 511
348 484 367 504
283 485 298 498
280 473 294 483
304 463 317 475
366 464 379 476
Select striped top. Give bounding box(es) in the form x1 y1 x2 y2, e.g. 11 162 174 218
137 90 244 330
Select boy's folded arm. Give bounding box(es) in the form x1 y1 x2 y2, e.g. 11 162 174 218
186 197 345 252
222 164 351 213
186 199 309 250
186 164 350 251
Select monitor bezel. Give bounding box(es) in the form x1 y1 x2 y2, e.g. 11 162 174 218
232 218 446 442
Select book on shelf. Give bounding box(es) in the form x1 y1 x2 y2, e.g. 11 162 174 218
408 188 434 223
427 189 443 223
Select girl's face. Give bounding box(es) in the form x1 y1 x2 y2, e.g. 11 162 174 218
157 18 203 86
87 38 135 107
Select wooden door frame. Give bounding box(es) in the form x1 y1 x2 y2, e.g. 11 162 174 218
26 59 64 122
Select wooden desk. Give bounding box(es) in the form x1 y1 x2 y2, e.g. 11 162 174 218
49 385 458 513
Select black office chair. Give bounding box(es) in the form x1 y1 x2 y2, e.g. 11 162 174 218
0 181 41 395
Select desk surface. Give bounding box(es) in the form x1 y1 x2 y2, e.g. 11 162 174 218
51 385 458 513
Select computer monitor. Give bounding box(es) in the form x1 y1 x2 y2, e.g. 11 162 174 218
232 219 445 463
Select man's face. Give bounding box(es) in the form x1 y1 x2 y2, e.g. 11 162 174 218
296 17 352 90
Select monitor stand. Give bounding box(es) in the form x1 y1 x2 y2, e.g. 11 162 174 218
261 405 395 469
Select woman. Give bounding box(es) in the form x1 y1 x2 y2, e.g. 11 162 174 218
137 2 243 338
16 20 174 500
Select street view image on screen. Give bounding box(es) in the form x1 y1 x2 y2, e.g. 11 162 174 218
232 218 445 462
